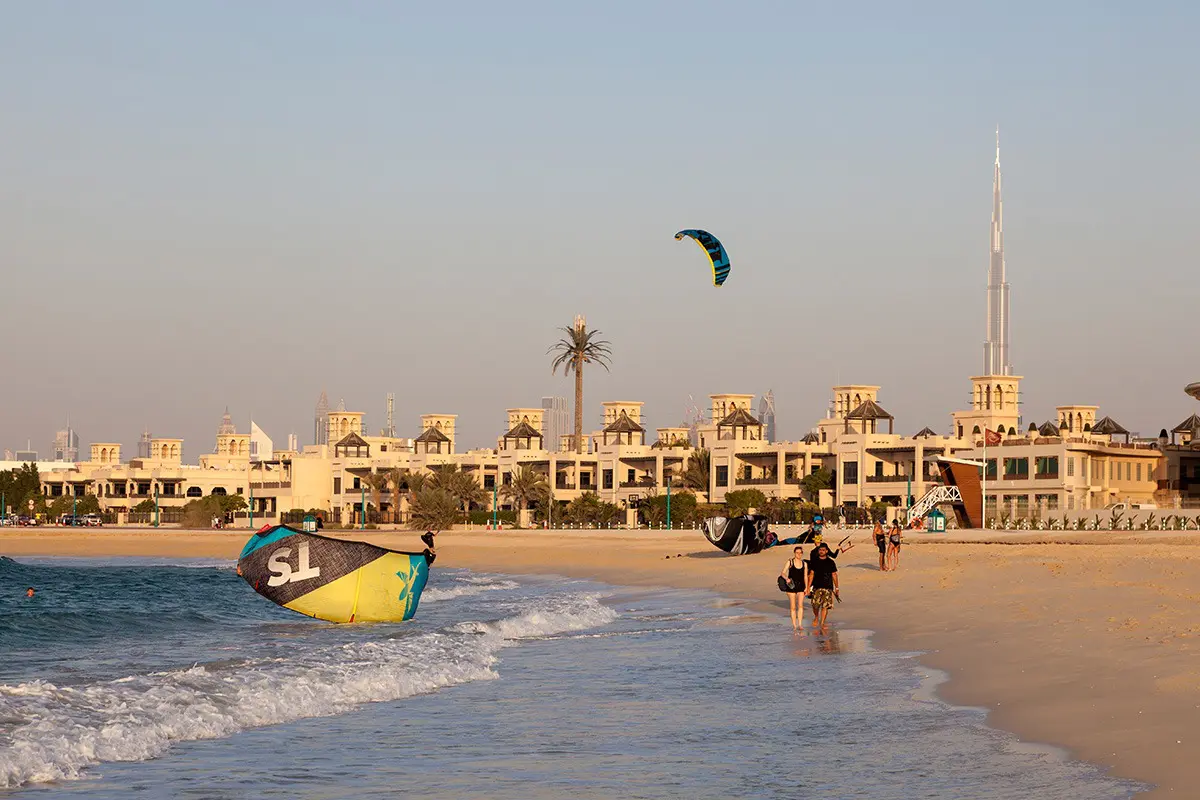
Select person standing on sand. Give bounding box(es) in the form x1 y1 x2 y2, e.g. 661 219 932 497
873 521 888 571
805 542 839 630
887 521 903 571
779 546 808 632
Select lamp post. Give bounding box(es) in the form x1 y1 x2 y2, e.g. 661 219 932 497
153 483 159 528
73 493 77 527
361 484 366 530
492 481 498 529
249 479 253 530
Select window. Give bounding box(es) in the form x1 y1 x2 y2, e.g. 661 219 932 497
1067 457 1074 477
1035 456 1059 478
1035 493 1059 511
811 465 821 474
187 486 202 497
843 462 858 485
1003 458 1029 479
352 477 361 490
483 475 495 489
874 461 884 478
742 465 752 481
785 464 795 481
626 469 636 484
333 477 342 495
985 459 997 480
602 469 613 489
715 465 728 486
1136 463 1142 482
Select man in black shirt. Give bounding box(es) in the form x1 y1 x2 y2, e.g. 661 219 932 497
805 542 840 630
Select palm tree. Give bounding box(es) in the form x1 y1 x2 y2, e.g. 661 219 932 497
428 464 486 519
408 486 460 531
549 316 612 454
362 471 390 525
682 449 711 495
501 466 549 514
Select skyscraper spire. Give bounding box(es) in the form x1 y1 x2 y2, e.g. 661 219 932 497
983 127 1012 376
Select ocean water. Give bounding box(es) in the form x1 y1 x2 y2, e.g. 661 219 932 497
0 555 1145 799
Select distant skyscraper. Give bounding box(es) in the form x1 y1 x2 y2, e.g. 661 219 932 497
983 128 1013 376
249 421 273 462
758 391 777 443
542 396 568 448
53 421 79 462
137 427 153 459
287 432 298 452
315 391 330 445
15 441 37 462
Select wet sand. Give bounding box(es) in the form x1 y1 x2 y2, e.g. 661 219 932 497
4 526 1198 797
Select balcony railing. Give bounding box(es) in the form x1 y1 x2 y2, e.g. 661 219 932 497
735 476 778 485
1002 473 1029 481
249 481 293 490
1034 472 1060 481
619 479 656 488
555 482 577 490
865 474 907 484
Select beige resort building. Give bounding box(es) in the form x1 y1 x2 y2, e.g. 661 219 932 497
30 371 1184 526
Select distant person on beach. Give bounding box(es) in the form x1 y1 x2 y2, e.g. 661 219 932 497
887 521 903 571
805 542 839 630
779 546 808 632
873 521 888 571
25 587 35 598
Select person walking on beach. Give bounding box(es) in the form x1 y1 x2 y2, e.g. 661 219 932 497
779 546 808 632
873 520 888 571
887 520 903 571
805 542 839 631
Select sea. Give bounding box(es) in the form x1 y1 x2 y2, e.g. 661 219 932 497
0 555 1146 799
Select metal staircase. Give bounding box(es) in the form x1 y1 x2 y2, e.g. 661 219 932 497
907 485 962 524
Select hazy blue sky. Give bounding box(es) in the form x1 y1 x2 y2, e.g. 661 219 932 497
4 1 1198 456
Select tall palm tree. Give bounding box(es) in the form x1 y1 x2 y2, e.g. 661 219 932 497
501 466 549 514
428 464 487 519
549 316 612 454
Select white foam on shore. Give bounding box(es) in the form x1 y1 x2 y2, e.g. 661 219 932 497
421 576 520 603
0 594 616 788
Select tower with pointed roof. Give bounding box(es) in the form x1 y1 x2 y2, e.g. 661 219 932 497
984 128 1012 377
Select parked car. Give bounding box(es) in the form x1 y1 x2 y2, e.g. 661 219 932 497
82 514 104 527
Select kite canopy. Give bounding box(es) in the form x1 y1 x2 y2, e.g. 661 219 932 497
237 525 432 623
674 229 731 286
702 514 770 555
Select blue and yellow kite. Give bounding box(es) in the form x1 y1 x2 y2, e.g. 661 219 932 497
675 229 731 286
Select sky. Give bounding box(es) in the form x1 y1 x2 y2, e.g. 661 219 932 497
3 1 1199 457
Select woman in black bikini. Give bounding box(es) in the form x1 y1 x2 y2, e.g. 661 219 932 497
779 546 808 632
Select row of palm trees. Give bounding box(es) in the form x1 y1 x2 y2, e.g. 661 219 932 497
357 463 552 527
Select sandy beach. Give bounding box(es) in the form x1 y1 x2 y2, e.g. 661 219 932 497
4 526 1198 797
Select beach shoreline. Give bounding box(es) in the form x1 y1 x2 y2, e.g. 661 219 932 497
5 526 1198 797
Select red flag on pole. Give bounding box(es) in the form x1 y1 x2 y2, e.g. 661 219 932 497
984 429 1002 446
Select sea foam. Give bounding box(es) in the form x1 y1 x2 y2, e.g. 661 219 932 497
0 593 616 788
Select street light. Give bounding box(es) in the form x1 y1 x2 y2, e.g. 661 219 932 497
666 473 672 530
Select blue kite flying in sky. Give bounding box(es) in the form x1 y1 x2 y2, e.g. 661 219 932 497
674 229 731 286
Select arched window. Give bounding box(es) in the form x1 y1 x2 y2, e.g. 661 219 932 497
186 486 202 497
1007 427 1016 436
100 447 108 463
985 386 992 410
211 487 227 496
161 444 169 459
1076 412 1083 431
170 444 179 459
972 425 981 435
996 385 1004 409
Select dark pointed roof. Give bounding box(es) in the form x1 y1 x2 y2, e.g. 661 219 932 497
1038 421 1061 436
717 407 762 427
846 399 893 420
800 431 821 444
334 431 370 447
1090 416 1129 436
603 410 645 433
1172 413 1200 433
913 426 938 438
414 426 450 444
504 421 543 439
